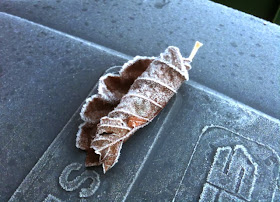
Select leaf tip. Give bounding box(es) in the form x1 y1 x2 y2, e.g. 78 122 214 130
102 163 110 174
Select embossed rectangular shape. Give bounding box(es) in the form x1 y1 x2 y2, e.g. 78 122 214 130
174 127 279 201
123 84 280 201
9 67 177 201
9 70 280 201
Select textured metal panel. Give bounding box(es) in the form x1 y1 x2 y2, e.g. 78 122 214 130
0 0 279 118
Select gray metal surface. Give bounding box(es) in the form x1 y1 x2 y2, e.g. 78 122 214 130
0 12 129 200
9 67 280 201
0 0 279 201
0 0 279 119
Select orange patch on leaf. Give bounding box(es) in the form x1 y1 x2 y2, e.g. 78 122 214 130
127 116 147 128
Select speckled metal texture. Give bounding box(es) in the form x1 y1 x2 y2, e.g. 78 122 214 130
8 67 280 201
0 13 129 200
0 0 279 118
0 0 280 200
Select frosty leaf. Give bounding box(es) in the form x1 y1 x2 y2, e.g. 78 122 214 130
80 94 116 124
76 57 154 170
80 57 154 123
76 42 202 173
127 116 147 128
89 46 190 173
76 122 97 151
100 141 123 173
85 148 101 167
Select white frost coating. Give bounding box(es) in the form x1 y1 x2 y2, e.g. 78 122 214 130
100 116 123 122
91 46 189 170
119 55 155 75
159 46 189 79
206 146 232 183
139 61 185 91
155 59 189 80
232 145 258 200
110 109 149 121
102 147 111 160
234 145 258 173
100 117 127 126
59 163 100 198
92 120 152 153
98 124 131 131
43 194 62 202
97 73 120 102
121 101 176 201
201 124 215 134
80 94 100 123
159 46 185 70
80 56 155 124
129 78 174 106
137 77 177 93
91 136 112 141
219 191 244 201
81 45 199 172
187 80 280 124
198 183 219 202
123 93 163 108
206 145 258 201
103 142 123 174
183 59 192 70
92 141 123 174
76 123 87 150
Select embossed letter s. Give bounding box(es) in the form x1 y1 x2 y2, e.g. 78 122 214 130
59 163 100 198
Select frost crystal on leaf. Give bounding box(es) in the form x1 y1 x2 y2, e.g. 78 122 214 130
76 42 202 173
